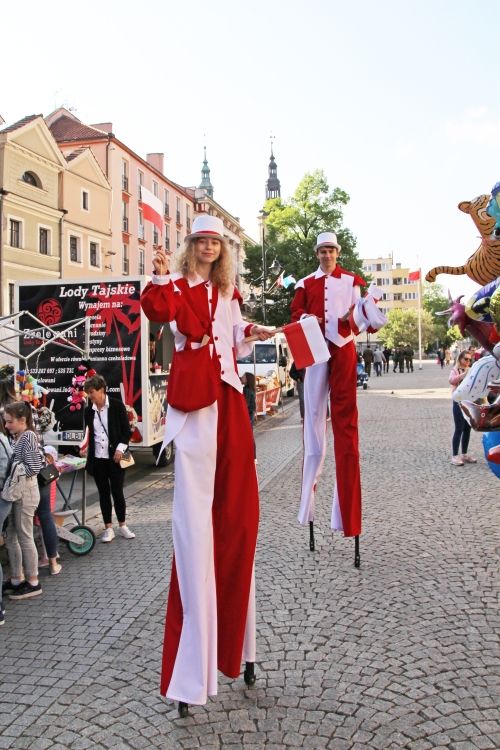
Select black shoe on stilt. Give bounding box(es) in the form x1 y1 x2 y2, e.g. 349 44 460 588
243 661 256 687
354 535 360 568
178 701 189 718
309 521 315 552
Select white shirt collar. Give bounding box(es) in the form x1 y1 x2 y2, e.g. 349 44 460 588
314 266 327 279
92 395 110 412
187 273 211 288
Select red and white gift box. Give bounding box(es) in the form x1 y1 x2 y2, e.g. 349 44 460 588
282 316 330 369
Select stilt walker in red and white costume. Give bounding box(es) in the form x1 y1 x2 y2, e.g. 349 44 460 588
141 216 273 717
291 232 385 564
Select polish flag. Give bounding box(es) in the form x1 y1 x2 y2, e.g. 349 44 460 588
140 186 163 233
282 316 330 369
408 269 420 281
276 272 284 288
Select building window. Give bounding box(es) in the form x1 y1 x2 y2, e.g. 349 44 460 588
39 227 49 255
138 170 144 201
90 241 99 267
176 197 181 225
165 225 170 251
9 219 21 248
70 235 81 263
164 189 170 216
122 201 128 232
138 209 145 240
153 180 158 197
186 206 191 232
123 244 129 275
153 227 159 245
176 231 181 249
122 160 129 191
138 248 145 275
9 284 15 314
82 191 89 211
22 171 41 188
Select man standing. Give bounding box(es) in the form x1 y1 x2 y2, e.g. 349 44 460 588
362 345 374 377
383 347 392 374
290 232 367 545
373 347 386 377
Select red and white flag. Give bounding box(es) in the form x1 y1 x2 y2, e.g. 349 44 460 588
282 316 330 369
140 186 163 233
408 269 420 282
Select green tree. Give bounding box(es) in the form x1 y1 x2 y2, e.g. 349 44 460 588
376 308 436 350
423 282 462 348
243 170 365 326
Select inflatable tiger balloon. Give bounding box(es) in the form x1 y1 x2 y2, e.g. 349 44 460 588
426 194 500 285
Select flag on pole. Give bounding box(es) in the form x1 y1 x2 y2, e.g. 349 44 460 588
140 186 163 233
283 275 296 289
282 316 330 369
275 272 284 288
408 269 420 281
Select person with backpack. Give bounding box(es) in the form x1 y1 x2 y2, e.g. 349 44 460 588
1 401 44 601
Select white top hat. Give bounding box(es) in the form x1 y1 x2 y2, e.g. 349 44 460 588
186 215 227 243
315 231 341 252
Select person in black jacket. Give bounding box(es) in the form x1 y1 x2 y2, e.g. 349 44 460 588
81 374 135 543
289 361 305 420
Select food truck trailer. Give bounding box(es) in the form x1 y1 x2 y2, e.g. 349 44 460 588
15 277 173 463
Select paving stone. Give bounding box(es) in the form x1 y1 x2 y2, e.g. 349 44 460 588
0 368 497 749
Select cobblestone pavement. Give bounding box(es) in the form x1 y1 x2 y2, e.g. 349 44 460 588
0 363 498 750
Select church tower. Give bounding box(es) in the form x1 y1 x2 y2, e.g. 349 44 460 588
199 146 214 197
265 136 281 200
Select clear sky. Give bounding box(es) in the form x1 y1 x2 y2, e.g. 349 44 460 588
2 0 500 299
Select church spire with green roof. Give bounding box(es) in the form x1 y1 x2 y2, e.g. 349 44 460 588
199 146 214 197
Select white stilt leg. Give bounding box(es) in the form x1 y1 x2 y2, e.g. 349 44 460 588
166 403 220 705
298 361 330 525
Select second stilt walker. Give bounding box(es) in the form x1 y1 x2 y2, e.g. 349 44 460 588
290 231 386 559
141 215 273 716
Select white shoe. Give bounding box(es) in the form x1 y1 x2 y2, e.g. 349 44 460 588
451 456 464 466
101 528 115 543
462 454 477 464
118 525 135 539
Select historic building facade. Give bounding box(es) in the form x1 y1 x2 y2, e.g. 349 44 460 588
0 115 112 314
46 108 194 280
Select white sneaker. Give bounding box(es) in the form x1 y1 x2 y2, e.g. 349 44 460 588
101 527 115 543
451 456 464 466
118 525 135 539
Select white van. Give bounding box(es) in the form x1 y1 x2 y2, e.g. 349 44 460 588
237 334 294 396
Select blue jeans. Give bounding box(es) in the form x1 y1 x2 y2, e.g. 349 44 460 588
0 498 14 605
452 401 471 456
36 484 59 559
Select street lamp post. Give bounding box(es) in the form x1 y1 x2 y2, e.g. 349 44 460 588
259 210 269 324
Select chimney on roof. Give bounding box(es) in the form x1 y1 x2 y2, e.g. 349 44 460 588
146 153 164 173
90 122 113 133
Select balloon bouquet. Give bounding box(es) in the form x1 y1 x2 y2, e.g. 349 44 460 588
425 183 500 478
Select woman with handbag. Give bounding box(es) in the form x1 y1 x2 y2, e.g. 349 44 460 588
80 374 135 542
2 401 44 600
141 215 273 717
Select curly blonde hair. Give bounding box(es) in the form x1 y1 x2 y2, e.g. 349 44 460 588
176 238 234 296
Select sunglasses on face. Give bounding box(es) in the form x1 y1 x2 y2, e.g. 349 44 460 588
462 357 472 363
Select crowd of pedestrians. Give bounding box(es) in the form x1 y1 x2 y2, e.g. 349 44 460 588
0 367 136 628
357 344 415 377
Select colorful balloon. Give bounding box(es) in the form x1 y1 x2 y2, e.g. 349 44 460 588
482 431 500 478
